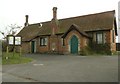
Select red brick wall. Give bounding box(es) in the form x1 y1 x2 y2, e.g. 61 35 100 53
35 29 89 54
109 30 116 52
20 29 116 54
89 30 116 51
88 30 116 52
105 30 116 52
36 37 49 53
32 29 117 54
21 42 31 53
60 30 89 54
36 35 63 53
49 35 58 52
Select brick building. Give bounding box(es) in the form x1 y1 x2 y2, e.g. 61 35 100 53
17 7 117 54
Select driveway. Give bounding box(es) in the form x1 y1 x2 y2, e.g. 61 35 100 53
2 54 118 82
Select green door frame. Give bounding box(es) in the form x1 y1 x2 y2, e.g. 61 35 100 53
70 35 78 54
31 41 36 53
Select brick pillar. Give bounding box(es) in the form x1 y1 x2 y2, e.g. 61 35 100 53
52 7 57 20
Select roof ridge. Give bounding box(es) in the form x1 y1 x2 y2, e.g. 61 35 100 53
58 10 115 21
28 21 51 26
25 10 115 26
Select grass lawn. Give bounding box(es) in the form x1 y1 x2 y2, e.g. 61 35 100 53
2 52 33 65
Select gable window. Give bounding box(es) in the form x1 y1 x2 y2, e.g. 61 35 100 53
96 32 104 44
40 37 47 46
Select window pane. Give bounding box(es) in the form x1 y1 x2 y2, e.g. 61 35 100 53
40 37 47 46
44 38 47 45
41 39 44 45
97 33 102 44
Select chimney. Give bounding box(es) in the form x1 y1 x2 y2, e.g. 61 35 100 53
52 7 57 20
24 15 29 26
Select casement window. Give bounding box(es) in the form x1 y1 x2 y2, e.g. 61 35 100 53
96 32 104 44
96 33 103 44
40 37 47 46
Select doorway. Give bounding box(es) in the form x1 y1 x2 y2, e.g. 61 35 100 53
31 41 36 53
70 35 78 54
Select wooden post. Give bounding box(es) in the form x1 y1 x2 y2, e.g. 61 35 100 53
6 46 9 54
13 45 15 57
20 46 22 56
6 46 9 59
19 46 22 63
6 46 9 64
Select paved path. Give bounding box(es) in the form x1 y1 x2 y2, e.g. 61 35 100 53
2 54 118 82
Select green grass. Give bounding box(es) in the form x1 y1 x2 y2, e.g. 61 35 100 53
115 51 120 55
118 51 120 55
2 52 33 65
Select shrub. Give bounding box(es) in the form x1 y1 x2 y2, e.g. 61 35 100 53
80 42 112 56
80 46 94 56
2 40 14 52
89 42 111 55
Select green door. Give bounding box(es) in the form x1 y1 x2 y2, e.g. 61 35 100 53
70 35 78 54
31 41 35 53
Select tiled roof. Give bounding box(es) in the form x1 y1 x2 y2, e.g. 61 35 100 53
62 24 90 38
17 24 40 41
58 10 115 33
17 10 116 41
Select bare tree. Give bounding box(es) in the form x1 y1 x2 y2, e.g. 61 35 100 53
0 24 22 52
0 24 22 39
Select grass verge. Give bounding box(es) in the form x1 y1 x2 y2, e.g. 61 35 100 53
2 52 33 65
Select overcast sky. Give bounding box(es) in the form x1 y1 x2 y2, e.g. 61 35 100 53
0 0 119 42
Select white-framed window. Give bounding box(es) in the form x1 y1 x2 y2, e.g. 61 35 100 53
40 37 47 46
44 38 47 45
96 33 103 44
